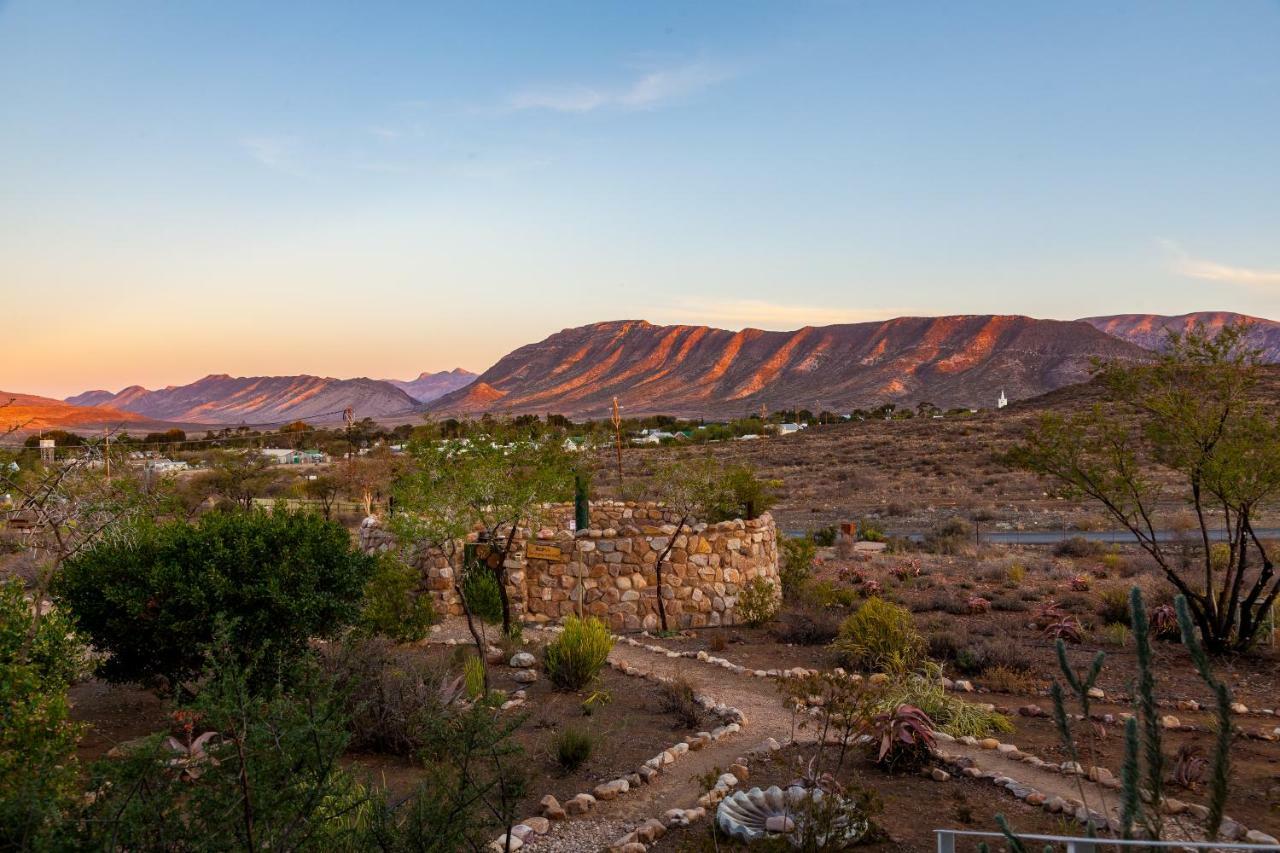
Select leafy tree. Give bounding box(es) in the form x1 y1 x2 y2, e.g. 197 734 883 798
54 508 374 691
1012 323 1280 653
341 447 401 518
300 472 342 520
359 551 437 643
394 438 571 636
0 580 84 848
201 449 278 509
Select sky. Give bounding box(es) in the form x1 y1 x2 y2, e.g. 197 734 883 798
3 1 1279 399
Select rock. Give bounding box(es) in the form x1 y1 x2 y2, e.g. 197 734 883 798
954 680 974 692
510 824 534 841
1025 792 1046 806
564 793 596 816
616 843 645 853
638 765 659 784
1176 699 1200 712
729 762 749 781
592 779 629 801
1088 766 1116 786
996 743 1018 754
539 795 565 820
716 773 739 789
1160 797 1187 815
978 738 1000 750
930 768 951 782
1184 802 1209 821
1246 830 1280 845
1087 687 1105 699
1044 796 1066 813
523 817 550 834
511 669 538 684
1218 818 1246 841
1019 704 1044 717
765 814 796 833
1230 702 1249 714
488 834 522 851
1160 715 1181 729
509 652 536 668
635 818 666 843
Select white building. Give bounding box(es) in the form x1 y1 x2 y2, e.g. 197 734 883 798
997 390 1008 410
776 422 806 436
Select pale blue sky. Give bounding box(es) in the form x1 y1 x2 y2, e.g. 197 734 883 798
3 1 1279 397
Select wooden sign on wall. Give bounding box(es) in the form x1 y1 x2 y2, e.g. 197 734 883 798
526 543 564 561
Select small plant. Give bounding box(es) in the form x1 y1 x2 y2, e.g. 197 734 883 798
890 560 920 581
1171 744 1207 790
553 727 594 771
771 605 842 645
1096 587 1130 626
736 576 780 627
832 598 925 673
463 655 486 700
804 579 858 608
1031 600 1067 629
1069 573 1092 592
1005 563 1027 586
1042 615 1084 644
657 676 703 729
778 534 816 599
580 689 611 716
543 615 613 690
981 665 1039 694
359 551 437 642
861 579 883 597
1148 603 1180 641
869 704 936 772
966 596 990 614
1101 623 1131 647
1053 536 1103 559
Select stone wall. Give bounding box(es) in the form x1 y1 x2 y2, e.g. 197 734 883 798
358 501 779 630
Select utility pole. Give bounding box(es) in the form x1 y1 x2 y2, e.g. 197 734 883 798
104 428 110 481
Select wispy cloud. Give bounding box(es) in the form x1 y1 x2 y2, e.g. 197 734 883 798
509 61 732 113
1162 239 1280 288
655 297 904 330
240 135 302 174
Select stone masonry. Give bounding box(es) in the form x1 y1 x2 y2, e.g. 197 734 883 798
359 501 780 631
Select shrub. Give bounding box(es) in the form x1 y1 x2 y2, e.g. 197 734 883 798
1097 587 1131 626
802 579 858 609
321 636 456 755
1101 623 1132 647
771 605 842 646
460 565 504 625
875 668 1012 738
736 577 779 627
463 656 486 700
1054 536 1104 559
704 464 778 521
544 616 613 690
657 676 703 729
1 582 84 848
810 526 837 547
777 534 816 599
832 598 925 672
925 518 971 554
981 665 1039 694
54 508 374 691
359 552 436 642
1006 563 1027 586
553 727 594 771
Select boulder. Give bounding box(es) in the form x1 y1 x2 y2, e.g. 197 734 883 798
509 652 536 668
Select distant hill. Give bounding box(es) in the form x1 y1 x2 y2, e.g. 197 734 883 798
67 375 419 425
385 368 476 403
0 391 158 434
1082 311 1280 362
425 316 1152 419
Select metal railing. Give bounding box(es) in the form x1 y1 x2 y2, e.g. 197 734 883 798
935 830 1279 852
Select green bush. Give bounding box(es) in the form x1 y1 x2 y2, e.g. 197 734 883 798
460 566 504 625
832 598 925 672
875 667 1012 738
359 552 436 642
553 727 594 771
777 534 816 599
803 579 858 608
54 508 374 691
1097 587 1131 626
811 526 837 547
736 577 780 628
704 464 778 522
0 581 84 848
543 616 613 690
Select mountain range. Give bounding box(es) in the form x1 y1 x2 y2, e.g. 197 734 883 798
425 315 1150 418
23 310 1278 429
1 391 160 433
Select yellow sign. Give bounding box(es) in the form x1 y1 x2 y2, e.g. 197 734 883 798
526 543 563 561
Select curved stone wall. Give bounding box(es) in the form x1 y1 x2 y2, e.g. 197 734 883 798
359 501 780 630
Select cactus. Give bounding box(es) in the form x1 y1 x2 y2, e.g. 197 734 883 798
1175 594 1232 840
1125 586 1165 839
1118 716 1140 838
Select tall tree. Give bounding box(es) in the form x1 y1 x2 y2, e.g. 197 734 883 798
394 437 571 636
1012 324 1280 653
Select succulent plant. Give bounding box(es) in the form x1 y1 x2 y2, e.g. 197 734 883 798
1069 574 1092 592
861 579 882 597
1171 743 1207 789
1148 604 1180 640
869 703 936 770
967 596 991 614
1043 615 1084 644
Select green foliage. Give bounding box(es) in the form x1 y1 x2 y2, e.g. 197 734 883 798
810 525 837 547
802 579 858 608
75 649 367 850
460 563 504 626
54 507 374 691
0 581 84 848
708 464 779 521
1096 587 1131 626
875 668 1012 738
1005 563 1026 586
553 726 594 771
359 551 437 642
777 534 816 599
463 655 486 700
736 576 780 627
543 615 613 690
832 597 925 672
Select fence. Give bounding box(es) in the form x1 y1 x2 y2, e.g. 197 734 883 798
935 830 1279 852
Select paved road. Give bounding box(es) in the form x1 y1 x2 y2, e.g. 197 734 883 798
785 528 1280 545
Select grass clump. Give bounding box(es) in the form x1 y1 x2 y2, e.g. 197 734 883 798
544 616 613 690
832 598 925 673
657 676 703 729
877 667 1012 738
552 727 594 771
